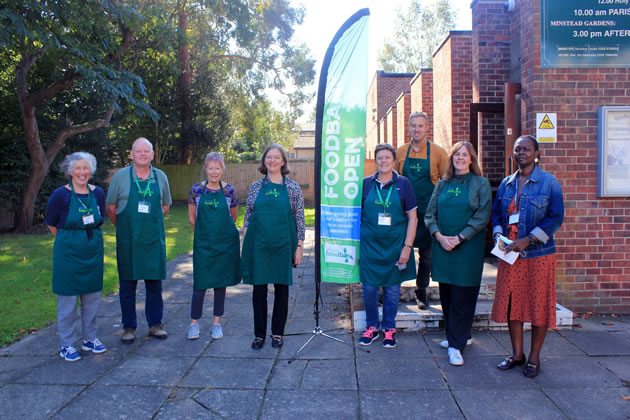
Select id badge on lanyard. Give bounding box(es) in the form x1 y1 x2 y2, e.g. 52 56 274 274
82 214 95 225
510 177 521 225
375 182 394 226
135 175 152 214
138 201 151 213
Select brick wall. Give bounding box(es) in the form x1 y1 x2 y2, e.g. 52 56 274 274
410 70 434 139
386 106 397 148
433 31 473 151
366 71 414 159
396 91 412 147
516 0 630 313
472 0 511 185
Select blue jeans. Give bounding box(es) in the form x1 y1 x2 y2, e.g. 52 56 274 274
362 284 400 330
119 279 163 329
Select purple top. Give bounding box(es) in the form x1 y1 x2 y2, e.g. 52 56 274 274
188 182 239 213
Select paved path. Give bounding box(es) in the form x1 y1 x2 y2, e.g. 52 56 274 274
1 228 629 419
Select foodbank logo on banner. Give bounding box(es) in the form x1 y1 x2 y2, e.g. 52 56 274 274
324 243 356 265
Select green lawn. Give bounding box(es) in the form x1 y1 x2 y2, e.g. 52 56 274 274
0 205 314 347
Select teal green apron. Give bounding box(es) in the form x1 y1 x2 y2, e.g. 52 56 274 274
431 173 485 287
360 178 416 287
241 178 297 286
52 186 104 296
115 166 166 281
402 141 434 248
193 181 240 289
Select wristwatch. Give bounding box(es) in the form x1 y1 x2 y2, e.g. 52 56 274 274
527 234 536 245
403 243 413 249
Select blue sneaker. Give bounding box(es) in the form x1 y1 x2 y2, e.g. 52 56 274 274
187 323 200 340
60 345 81 362
211 324 223 339
81 338 107 353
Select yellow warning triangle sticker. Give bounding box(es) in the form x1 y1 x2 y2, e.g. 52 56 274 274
538 114 554 129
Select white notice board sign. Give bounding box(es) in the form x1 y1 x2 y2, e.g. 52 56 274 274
536 113 557 143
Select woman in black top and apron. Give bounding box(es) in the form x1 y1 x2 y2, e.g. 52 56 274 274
241 144 305 350
46 152 107 361
187 153 240 340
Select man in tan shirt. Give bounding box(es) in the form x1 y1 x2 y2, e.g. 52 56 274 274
395 112 448 308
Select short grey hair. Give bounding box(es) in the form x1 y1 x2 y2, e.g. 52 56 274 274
59 152 97 179
204 152 225 170
409 112 429 126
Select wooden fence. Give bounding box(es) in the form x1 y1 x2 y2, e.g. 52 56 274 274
108 159 377 205
156 161 316 204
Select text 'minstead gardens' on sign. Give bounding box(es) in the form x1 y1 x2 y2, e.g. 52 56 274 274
541 0 630 68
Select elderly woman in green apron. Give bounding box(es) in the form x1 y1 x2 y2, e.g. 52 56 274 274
359 143 418 349
45 152 107 361
424 141 491 366
241 144 305 350
186 153 240 340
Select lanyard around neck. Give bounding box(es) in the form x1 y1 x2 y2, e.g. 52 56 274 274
134 169 152 200
375 181 394 212
71 183 92 214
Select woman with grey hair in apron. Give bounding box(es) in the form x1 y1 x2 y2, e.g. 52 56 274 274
45 152 107 361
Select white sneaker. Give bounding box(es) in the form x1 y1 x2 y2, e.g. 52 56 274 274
448 347 464 366
440 338 473 349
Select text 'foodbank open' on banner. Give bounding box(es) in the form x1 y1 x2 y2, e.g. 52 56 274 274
319 11 369 284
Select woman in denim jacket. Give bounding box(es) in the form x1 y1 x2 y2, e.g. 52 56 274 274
491 135 564 378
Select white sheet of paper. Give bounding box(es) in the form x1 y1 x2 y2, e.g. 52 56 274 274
491 234 519 265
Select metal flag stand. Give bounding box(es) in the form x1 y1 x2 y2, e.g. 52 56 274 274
288 8 371 363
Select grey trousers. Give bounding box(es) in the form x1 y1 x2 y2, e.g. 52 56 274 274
57 292 101 347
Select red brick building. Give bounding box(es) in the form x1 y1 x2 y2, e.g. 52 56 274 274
365 0 630 313
366 71 415 159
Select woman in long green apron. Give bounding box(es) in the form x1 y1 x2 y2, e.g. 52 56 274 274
359 144 418 349
45 152 107 361
424 141 491 366
241 144 305 350
186 153 240 340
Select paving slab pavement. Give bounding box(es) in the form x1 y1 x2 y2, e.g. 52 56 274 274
1 227 629 419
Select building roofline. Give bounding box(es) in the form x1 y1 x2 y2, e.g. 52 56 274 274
433 30 473 58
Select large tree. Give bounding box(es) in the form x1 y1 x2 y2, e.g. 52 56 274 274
378 0 457 72
1 0 157 232
173 0 315 163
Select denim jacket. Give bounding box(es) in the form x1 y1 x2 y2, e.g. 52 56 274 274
492 166 564 259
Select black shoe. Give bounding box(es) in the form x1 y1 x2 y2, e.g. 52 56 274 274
523 360 540 378
415 289 428 309
251 337 264 350
497 355 526 370
271 336 283 348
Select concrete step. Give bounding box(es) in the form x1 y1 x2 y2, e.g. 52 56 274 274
353 300 574 332
400 262 498 302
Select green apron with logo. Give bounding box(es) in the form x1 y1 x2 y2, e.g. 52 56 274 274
402 141 435 248
52 186 104 296
431 174 485 287
116 166 166 281
360 179 416 287
193 181 240 289
241 178 297 286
